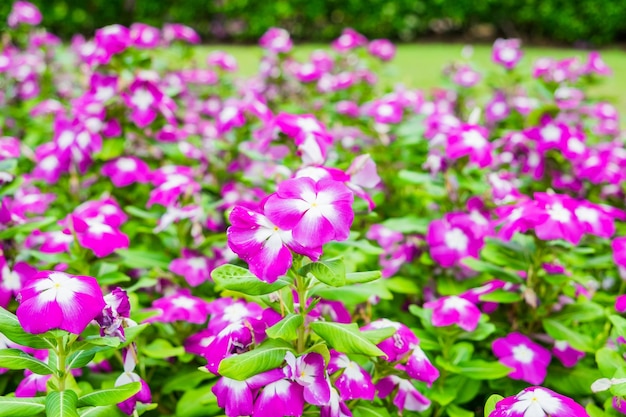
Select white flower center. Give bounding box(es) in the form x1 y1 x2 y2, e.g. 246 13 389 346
444 228 469 252
462 130 487 149
512 344 535 364
117 157 137 172
547 203 571 223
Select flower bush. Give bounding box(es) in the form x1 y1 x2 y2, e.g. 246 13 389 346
1 2 626 416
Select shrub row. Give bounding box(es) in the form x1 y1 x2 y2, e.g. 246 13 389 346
1 0 626 45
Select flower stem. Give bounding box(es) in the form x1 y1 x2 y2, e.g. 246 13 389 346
295 272 309 353
55 336 67 392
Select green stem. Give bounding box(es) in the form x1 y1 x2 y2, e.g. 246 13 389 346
295 272 309 353
55 336 67 392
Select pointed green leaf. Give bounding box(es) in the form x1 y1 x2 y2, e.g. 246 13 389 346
46 390 79 417
0 349 54 375
309 322 385 356
0 396 45 417
78 405 126 417
484 394 504 417
361 327 396 345
542 319 594 352
353 404 391 417
218 339 294 381
0 307 54 349
77 382 141 407
300 257 346 287
265 314 303 341
0 217 57 240
143 339 185 359
345 271 382 284
211 264 292 295
117 249 170 269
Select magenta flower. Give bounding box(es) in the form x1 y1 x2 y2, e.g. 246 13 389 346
101 156 151 187
213 370 283 417
368 39 396 61
552 341 584 368
8 1 42 27
585 51 612 76
207 51 238 72
328 351 375 401
406 346 440 387
446 124 493 168
320 388 352 417
376 375 431 412
264 177 354 249
163 23 200 44
533 192 585 245
146 289 210 324
95 288 132 340
427 214 481 267
122 78 165 128
332 28 367 52
129 23 160 49
492 332 551 385
227 206 318 283
259 27 292 53
362 319 418 362
253 377 305 417
169 249 214 287
489 386 589 417
492 38 523 70
16 271 105 334
453 65 481 87
285 352 331 406
115 371 152 415
424 295 482 332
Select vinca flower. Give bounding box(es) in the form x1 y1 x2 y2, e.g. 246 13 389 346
489 386 589 417
492 332 551 385
328 351 375 401
424 295 482 332
16 270 106 334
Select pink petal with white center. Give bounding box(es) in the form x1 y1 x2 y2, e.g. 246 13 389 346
254 379 304 417
212 377 254 417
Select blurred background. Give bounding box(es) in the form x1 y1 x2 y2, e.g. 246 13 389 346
2 0 626 46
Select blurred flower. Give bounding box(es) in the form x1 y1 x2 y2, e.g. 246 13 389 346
489 386 588 417
492 332 551 385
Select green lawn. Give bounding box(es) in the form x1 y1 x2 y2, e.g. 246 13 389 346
195 43 626 116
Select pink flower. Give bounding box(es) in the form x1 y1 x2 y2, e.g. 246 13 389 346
365 99 403 124
146 289 210 324
492 332 551 385
427 214 481 267
406 346 440 387
612 236 626 269
489 386 589 417
584 51 612 76
207 51 238 72
16 271 106 334
169 249 214 287
368 39 396 61
129 23 160 49
265 177 354 249
492 38 523 70
424 295 482 332
332 28 367 52
453 65 481 87
259 28 292 53
361 319 418 362
123 78 165 128
285 352 331 406
101 156 151 187
212 371 283 417
552 341 584 368
533 193 585 245
253 375 305 417
227 206 320 283
163 23 200 44
446 124 493 168
8 1 42 27
328 351 375 401
376 375 431 412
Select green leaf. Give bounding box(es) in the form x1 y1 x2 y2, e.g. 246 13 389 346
46 390 80 417
381 216 429 234
162 370 216 394
345 271 382 284
82 336 121 348
542 319 594 352
218 339 294 381
552 302 605 323
300 257 346 287
265 314 303 341
478 290 522 303
176 384 221 417
437 357 512 380
309 322 385 356
311 281 393 304
461 258 524 283
597 348 625 377
585 403 605 417
352 405 391 417
97 271 131 285
610 314 626 338
0 307 53 349
121 324 149 347
361 327 396 345
0 396 45 417
117 249 171 269
447 404 473 417
77 383 141 407
484 394 504 417
385 276 420 294
78 405 126 417
211 264 292 295
0 217 57 240
143 339 185 359
0 349 54 375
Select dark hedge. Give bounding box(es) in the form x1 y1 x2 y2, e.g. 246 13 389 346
2 0 626 45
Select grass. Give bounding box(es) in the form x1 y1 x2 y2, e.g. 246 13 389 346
193 43 626 116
